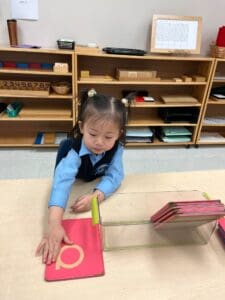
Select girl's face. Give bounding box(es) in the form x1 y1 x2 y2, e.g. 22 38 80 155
79 118 121 154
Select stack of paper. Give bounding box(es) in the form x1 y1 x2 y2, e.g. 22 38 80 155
218 218 225 243
150 200 225 229
203 116 225 125
159 126 192 143
126 127 153 143
199 132 225 142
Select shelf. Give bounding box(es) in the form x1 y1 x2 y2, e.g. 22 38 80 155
202 124 225 127
127 117 197 127
126 137 194 147
127 121 197 127
0 133 65 147
76 51 214 62
76 52 213 147
213 79 225 83
0 48 216 147
77 80 207 86
0 69 72 76
0 92 73 99
130 100 201 108
194 57 225 145
0 47 75 147
0 116 73 121
0 46 73 54
208 99 225 105
126 141 194 147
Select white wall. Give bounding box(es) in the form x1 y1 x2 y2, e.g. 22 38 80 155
0 0 224 55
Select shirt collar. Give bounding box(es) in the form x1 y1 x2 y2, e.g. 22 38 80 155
79 140 92 156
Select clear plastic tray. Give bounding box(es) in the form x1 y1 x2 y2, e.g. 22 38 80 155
99 190 217 251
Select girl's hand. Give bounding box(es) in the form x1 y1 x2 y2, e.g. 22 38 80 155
35 222 73 264
70 190 104 213
70 194 93 212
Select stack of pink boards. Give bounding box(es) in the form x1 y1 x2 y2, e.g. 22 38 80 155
150 200 225 229
218 218 225 243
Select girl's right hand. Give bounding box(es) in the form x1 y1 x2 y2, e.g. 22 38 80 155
35 222 73 264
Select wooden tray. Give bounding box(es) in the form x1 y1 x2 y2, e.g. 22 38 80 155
0 80 50 96
161 95 199 104
79 75 114 81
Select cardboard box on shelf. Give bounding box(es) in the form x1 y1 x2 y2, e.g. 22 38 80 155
116 69 157 81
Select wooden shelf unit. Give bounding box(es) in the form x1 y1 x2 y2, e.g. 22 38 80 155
75 52 214 147
196 58 225 145
0 47 75 147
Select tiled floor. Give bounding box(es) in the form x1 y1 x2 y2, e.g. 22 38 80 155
0 146 225 179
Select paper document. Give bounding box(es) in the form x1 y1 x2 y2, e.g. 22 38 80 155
11 0 39 20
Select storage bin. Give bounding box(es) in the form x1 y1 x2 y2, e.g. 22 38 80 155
99 191 216 250
210 44 225 58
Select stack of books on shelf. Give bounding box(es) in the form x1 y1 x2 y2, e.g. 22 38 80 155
199 132 225 142
210 86 225 100
203 116 225 125
158 126 192 143
34 132 68 145
126 127 154 143
150 200 225 229
218 218 225 243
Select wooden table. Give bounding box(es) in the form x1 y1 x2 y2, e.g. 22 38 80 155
1 170 225 300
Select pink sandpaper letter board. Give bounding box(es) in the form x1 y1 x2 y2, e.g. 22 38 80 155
45 218 105 281
218 217 225 242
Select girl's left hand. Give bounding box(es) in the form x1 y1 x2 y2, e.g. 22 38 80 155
70 190 104 213
70 194 93 212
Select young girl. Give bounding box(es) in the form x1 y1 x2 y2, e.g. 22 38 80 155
36 89 127 264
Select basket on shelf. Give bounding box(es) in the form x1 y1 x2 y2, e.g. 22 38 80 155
51 82 71 95
210 44 225 58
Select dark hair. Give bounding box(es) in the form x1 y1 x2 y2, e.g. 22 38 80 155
71 89 127 144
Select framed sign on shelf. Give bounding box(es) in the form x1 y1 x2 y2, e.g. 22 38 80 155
150 15 202 54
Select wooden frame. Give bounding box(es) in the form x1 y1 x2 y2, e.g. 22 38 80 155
150 15 202 54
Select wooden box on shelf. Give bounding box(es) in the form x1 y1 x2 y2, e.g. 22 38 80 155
0 80 50 96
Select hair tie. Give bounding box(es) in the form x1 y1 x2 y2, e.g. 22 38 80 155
88 89 97 98
121 98 128 105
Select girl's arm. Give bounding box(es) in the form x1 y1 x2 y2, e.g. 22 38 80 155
36 149 81 263
70 145 124 212
94 144 124 198
48 149 81 209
